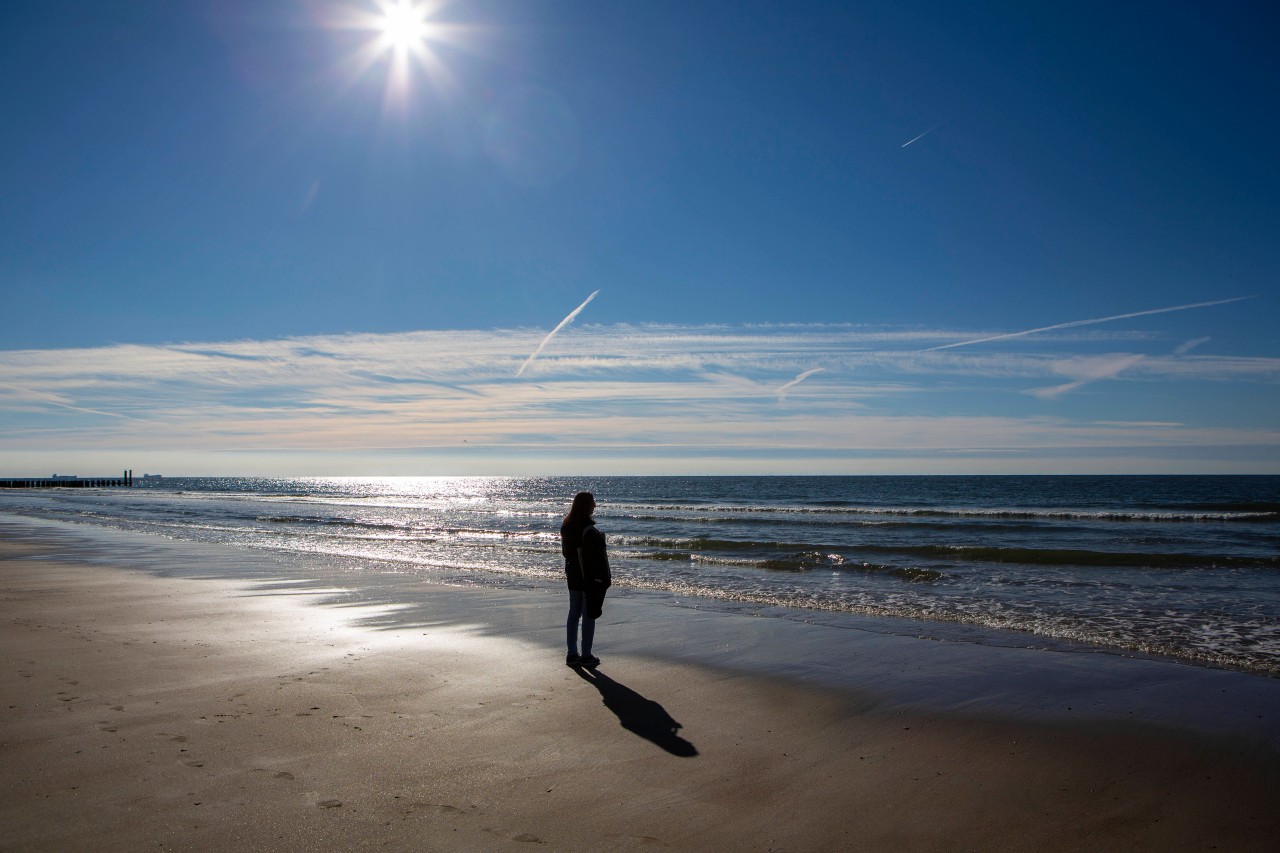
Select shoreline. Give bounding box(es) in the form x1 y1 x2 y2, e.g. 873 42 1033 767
3 519 1279 850
4 475 1276 680
5 513 1278 739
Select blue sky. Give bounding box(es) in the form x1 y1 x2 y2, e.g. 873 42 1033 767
1 0 1277 475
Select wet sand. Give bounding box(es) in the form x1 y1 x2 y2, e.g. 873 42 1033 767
2 526 1278 851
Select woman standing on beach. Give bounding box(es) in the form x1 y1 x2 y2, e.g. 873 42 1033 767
560 491 611 668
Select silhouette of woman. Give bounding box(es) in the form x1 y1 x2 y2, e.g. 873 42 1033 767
560 491 611 667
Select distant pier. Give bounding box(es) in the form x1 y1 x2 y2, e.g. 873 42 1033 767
0 470 134 489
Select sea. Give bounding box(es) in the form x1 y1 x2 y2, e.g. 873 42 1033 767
2 475 1277 676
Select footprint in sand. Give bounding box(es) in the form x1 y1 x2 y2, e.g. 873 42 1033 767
251 768 296 780
483 827 545 844
604 833 670 847
410 803 463 815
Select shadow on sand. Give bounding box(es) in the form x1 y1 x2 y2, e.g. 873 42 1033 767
573 666 698 757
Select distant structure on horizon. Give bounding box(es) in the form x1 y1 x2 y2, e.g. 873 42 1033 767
0 470 134 489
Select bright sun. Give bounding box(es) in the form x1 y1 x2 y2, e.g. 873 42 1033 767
330 0 460 106
379 1 428 52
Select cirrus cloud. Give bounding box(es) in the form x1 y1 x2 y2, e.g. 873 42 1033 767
1 320 1277 474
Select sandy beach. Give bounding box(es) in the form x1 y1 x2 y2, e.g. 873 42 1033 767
2 522 1278 852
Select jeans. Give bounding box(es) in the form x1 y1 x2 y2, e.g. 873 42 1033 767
566 589 595 656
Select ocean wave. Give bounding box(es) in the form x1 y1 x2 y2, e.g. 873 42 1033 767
623 547 946 582
607 575 1280 676
1170 501 1280 514
614 502 1276 523
858 543 1280 569
621 512 951 530
615 533 1276 570
257 514 353 525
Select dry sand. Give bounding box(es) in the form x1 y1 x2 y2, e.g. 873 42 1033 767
2 530 1278 852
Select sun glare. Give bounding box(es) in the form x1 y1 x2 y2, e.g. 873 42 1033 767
379 1 428 52
326 0 463 109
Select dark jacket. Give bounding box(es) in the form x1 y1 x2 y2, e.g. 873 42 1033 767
561 518 611 592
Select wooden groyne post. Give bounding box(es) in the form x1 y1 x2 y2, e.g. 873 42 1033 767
0 470 134 489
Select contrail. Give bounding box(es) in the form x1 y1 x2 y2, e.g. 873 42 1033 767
901 124 939 148
516 290 600 377
299 179 320 213
0 381 139 420
922 296 1255 352
776 367 825 400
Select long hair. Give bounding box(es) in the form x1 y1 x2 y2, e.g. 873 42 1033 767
564 491 595 526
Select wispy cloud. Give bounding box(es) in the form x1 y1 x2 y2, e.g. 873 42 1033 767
1175 336 1211 356
1026 354 1146 399
776 367 825 401
923 296 1255 351
2 320 1277 472
0 380 143 421
516 290 600 377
